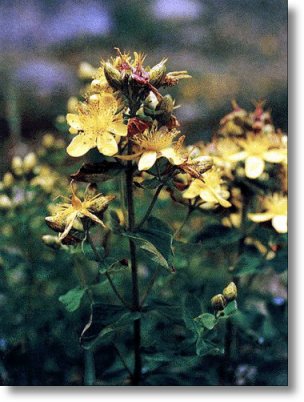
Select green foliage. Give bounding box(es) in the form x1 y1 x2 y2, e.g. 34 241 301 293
193 224 243 248
59 287 87 312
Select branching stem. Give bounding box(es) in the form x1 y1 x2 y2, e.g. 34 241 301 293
86 230 130 309
136 184 164 230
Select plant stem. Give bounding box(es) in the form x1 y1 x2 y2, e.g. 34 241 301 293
223 192 248 384
86 231 130 309
84 349 96 386
126 141 142 385
137 184 164 230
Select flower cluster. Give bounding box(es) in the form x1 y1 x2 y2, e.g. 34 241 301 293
45 49 287 248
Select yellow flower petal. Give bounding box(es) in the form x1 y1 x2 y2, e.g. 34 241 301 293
263 150 287 163
59 211 78 240
108 120 127 137
228 151 248 162
245 156 265 179
67 134 95 157
97 133 118 156
160 147 185 165
248 212 274 223
69 127 79 135
272 215 287 233
199 187 217 203
203 184 232 207
138 151 157 171
182 179 202 199
66 114 82 130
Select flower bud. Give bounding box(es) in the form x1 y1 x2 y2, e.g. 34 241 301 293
42 133 56 148
223 282 237 301
78 62 96 80
3 172 14 188
149 59 167 87
67 96 78 113
157 94 175 114
11 156 23 175
211 294 227 312
103 62 122 90
0 194 12 210
42 235 62 249
23 152 37 173
195 156 214 175
55 139 65 149
91 79 103 91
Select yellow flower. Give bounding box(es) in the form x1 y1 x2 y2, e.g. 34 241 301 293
66 93 127 157
130 125 185 171
211 138 241 177
183 167 231 208
46 183 115 240
30 166 64 194
248 193 287 233
222 212 242 228
230 132 287 179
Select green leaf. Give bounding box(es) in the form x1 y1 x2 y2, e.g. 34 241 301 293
137 216 174 270
123 229 172 271
234 247 264 276
59 287 87 312
147 299 181 321
182 294 202 333
99 257 128 274
97 245 128 274
223 300 238 316
70 161 123 183
196 331 224 357
81 302 141 350
82 242 104 262
265 248 287 273
195 313 217 330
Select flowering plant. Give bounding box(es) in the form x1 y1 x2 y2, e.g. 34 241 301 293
35 49 288 385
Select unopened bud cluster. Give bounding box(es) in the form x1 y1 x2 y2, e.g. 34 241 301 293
211 282 238 312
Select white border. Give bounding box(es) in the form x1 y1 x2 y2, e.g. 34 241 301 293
1 0 300 400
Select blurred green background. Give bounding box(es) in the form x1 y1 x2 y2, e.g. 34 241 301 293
0 0 287 173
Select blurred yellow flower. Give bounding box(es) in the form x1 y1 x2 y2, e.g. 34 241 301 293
130 126 185 171
230 133 287 179
31 166 63 194
183 167 231 208
211 138 241 177
66 93 127 157
46 183 115 240
248 193 287 233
